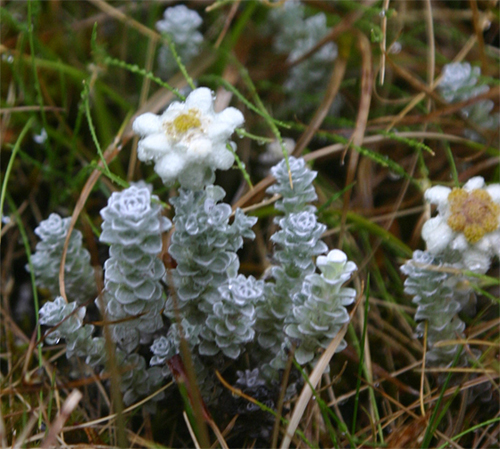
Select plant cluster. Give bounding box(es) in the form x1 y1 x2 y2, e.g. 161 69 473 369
32 89 357 414
402 177 500 377
267 0 338 110
2 1 499 447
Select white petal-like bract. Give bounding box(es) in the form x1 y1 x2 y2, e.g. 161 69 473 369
133 87 244 190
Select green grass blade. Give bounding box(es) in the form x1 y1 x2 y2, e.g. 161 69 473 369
421 347 464 448
104 56 186 100
0 116 35 234
436 416 500 449
351 275 370 435
6 193 44 429
81 80 113 180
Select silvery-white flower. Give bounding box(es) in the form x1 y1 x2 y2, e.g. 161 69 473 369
133 87 244 190
156 5 203 78
422 177 500 273
156 5 202 44
439 62 483 103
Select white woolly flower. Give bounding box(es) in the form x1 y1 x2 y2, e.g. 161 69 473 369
156 5 202 41
422 177 500 273
133 87 244 190
155 5 204 77
439 62 482 103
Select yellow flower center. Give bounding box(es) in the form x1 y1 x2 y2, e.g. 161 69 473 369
165 109 202 136
447 188 500 243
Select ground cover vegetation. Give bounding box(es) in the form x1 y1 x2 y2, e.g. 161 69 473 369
1 1 499 448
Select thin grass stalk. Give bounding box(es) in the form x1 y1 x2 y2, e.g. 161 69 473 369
41 390 82 448
379 0 390 85
82 80 113 180
27 0 52 167
58 123 125 302
232 54 293 185
127 33 158 181
214 0 241 49
0 117 35 235
281 290 362 449
421 346 464 448
6 194 44 429
292 51 348 157
420 320 429 418
352 276 370 434
271 344 296 448
215 370 314 447
339 30 372 248
183 411 201 449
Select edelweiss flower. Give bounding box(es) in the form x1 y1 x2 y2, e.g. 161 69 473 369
155 5 203 77
133 87 244 190
422 177 500 273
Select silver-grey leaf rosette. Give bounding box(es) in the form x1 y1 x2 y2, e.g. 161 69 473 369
30 213 96 304
99 184 172 353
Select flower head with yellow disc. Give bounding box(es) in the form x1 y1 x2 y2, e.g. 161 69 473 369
422 177 500 273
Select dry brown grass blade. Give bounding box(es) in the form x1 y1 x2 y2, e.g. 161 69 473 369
339 30 372 247
232 174 275 210
271 344 296 448
233 130 479 210
379 0 390 85
469 0 487 73
40 389 82 449
166 268 211 448
183 411 202 449
458 156 500 182
420 321 429 418
0 408 7 449
207 417 230 449
12 406 43 449
424 0 436 88
293 46 347 157
383 31 481 132
371 86 500 128
280 286 363 449
87 0 157 40
214 0 241 49
0 106 64 114
215 370 259 405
